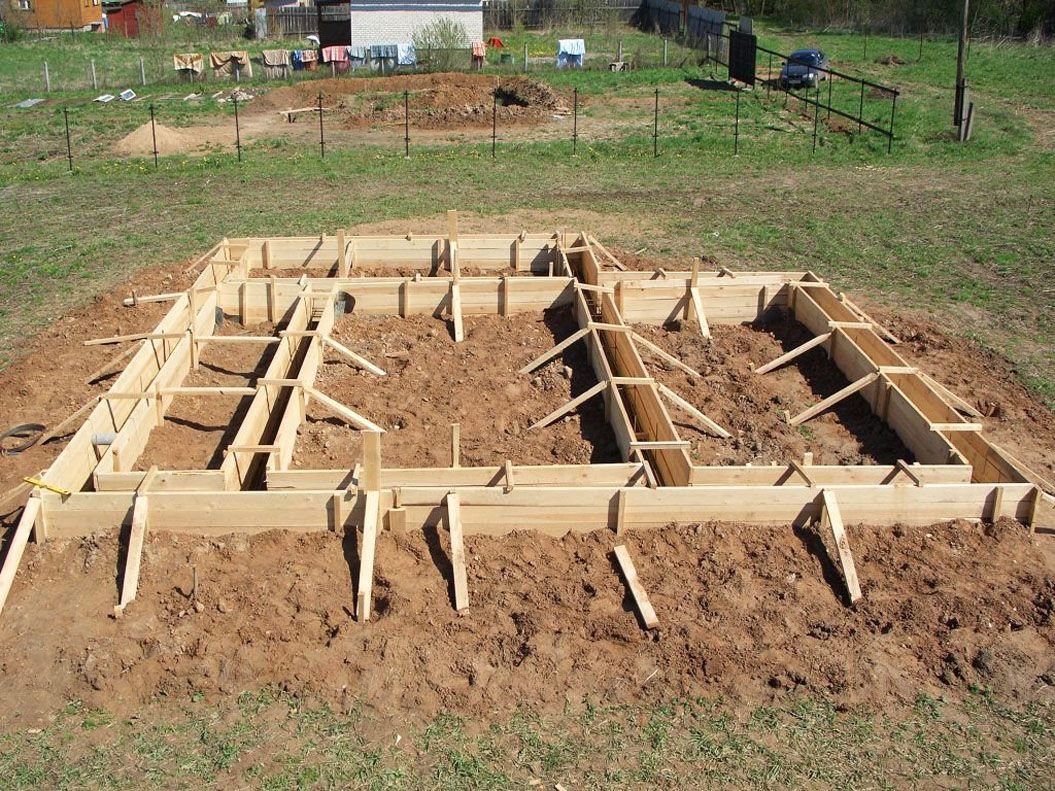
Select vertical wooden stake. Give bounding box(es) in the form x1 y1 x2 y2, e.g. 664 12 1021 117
446 492 469 611
337 229 348 278
451 423 460 468
513 237 522 272
267 275 276 323
262 239 272 270
500 275 510 316
357 490 380 621
615 488 627 536
363 430 381 491
503 459 515 493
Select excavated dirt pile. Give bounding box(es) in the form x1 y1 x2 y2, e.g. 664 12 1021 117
257 73 571 129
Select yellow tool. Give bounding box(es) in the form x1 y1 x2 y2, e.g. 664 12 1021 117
23 477 71 497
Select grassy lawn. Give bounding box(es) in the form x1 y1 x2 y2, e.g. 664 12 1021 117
1 690 1051 789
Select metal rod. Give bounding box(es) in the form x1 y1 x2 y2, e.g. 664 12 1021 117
149 103 158 169
767 52 772 100
318 92 325 159
919 29 924 61
44 61 50 92
233 95 242 162
523 41 528 73
812 82 820 153
63 107 73 172
888 92 897 154
572 87 578 155
663 37 668 67
140 56 146 86
492 84 497 158
734 87 741 155
827 73 833 120
91 59 97 91
858 81 865 134
404 90 410 158
653 88 659 158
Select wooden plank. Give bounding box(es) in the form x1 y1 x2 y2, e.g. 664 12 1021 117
919 372 983 418
630 333 702 377
755 332 832 375
688 287 711 339
518 327 590 374
363 431 381 491
931 422 984 432
322 335 386 376
451 423 460 468
115 493 149 615
446 492 469 611
450 282 464 342
529 381 608 430
820 490 862 604
0 497 42 616
657 383 732 439
306 387 386 433
356 490 380 621
788 372 880 427
613 544 659 630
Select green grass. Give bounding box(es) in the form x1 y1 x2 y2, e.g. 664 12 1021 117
1 690 1051 789
0 21 1052 409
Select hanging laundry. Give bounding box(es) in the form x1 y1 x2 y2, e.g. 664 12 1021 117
471 41 486 58
261 49 291 79
321 45 349 64
173 52 204 74
301 49 319 71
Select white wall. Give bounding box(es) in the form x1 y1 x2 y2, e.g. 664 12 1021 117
349 6 483 48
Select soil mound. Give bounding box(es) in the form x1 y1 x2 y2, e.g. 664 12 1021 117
255 73 570 129
114 122 200 157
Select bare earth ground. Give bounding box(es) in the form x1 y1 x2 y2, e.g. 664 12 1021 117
294 310 619 470
1 246 1054 736
114 74 574 157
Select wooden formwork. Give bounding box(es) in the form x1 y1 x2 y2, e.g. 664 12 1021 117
3 218 1053 623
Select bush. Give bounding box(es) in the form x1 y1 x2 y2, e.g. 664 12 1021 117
412 17 470 72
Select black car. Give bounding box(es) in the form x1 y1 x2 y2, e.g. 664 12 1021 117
779 49 829 90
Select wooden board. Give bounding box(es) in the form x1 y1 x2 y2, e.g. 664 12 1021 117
613 544 659 629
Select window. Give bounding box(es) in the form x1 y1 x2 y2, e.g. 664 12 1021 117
19 0 30 9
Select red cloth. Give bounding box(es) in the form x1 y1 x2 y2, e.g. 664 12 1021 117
487 36 504 48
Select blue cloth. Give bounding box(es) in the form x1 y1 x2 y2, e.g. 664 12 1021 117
291 50 304 70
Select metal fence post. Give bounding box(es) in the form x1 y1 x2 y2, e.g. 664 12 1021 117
140 57 146 86
492 86 497 158
888 92 897 154
812 83 820 153
149 103 158 169
523 42 528 73
734 87 741 155
653 88 659 158
858 82 865 134
44 61 51 92
63 107 73 172
404 90 410 158
318 92 325 159
572 87 578 155
767 52 773 100
91 59 97 91
233 96 243 162
827 74 833 120
663 38 668 67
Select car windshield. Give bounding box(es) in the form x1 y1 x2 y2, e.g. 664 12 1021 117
790 50 823 66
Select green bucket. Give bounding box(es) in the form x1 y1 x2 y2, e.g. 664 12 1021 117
499 53 513 64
